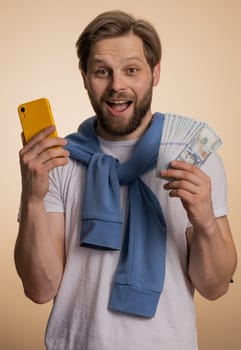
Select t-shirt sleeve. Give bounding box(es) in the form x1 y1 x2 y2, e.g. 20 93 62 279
186 153 228 229
202 152 228 218
44 167 65 213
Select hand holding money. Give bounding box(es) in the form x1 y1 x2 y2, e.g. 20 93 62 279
160 159 216 230
156 113 222 178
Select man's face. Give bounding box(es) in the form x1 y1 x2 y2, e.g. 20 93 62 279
82 33 160 140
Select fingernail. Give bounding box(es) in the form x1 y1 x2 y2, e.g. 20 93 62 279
170 160 177 167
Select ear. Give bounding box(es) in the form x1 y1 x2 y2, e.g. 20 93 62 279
81 71 88 90
152 62 161 87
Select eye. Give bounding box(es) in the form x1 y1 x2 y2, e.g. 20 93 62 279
95 68 109 78
127 67 139 75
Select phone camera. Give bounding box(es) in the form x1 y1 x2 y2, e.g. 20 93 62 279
21 107 25 113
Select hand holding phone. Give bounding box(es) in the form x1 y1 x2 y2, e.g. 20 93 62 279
18 98 69 202
18 97 58 143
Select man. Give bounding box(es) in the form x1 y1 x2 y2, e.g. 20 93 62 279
15 10 237 350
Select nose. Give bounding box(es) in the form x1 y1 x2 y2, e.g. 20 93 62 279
109 71 126 92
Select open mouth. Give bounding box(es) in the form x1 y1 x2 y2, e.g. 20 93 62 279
106 100 133 114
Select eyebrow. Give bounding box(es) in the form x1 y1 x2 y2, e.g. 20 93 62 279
90 56 144 66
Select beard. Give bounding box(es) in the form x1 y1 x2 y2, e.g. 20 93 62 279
87 81 154 137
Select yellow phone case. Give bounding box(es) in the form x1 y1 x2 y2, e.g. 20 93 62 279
18 97 58 142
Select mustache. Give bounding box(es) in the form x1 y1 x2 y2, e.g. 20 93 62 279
102 91 135 101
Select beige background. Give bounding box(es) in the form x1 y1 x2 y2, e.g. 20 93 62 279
1 0 240 349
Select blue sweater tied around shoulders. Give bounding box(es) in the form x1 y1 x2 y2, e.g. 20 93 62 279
65 112 167 318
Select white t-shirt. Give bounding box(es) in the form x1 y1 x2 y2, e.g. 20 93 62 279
44 137 228 350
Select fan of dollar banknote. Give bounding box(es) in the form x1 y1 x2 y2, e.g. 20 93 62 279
156 112 222 177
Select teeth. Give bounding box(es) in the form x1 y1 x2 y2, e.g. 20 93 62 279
109 101 127 104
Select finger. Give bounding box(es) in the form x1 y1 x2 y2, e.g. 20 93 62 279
169 160 205 178
20 135 67 161
20 126 57 154
21 132 26 146
42 155 69 173
161 167 201 186
168 188 196 205
38 147 70 165
24 148 69 176
164 179 199 194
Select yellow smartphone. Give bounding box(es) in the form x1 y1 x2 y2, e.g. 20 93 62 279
18 97 58 143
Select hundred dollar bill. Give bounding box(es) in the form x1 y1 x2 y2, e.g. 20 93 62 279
156 113 222 178
175 124 222 167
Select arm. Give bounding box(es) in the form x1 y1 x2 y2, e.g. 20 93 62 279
14 126 69 303
160 160 237 300
186 216 236 299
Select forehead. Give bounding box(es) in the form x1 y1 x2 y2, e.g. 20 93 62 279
88 33 147 65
